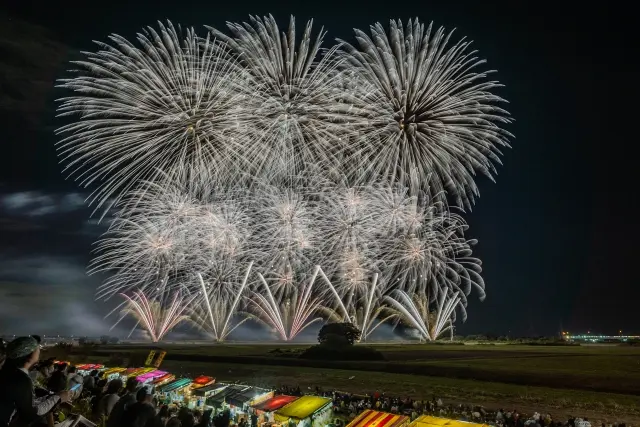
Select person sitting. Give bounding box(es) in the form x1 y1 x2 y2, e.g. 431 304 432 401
106 377 139 427
0 336 70 427
47 363 68 393
83 369 99 392
97 379 123 419
120 387 156 427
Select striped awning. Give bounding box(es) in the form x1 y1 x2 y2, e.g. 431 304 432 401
347 410 410 427
410 416 489 427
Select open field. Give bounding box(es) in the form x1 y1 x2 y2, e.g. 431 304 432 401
57 343 640 423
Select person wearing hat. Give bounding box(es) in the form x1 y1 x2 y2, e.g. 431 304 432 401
0 336 71 426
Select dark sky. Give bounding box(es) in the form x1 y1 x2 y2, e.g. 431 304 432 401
0 0 635 337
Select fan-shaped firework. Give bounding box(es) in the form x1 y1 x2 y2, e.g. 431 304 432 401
56 21 252 217
337 19 512 209
385 290 461 341
248 267 337 341
191 264 253 341
112 291 195 342
329 273 397 341
207 15 355 179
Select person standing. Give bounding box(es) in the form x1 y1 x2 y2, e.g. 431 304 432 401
0 336 70 426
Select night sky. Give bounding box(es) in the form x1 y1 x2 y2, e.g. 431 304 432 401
0 1 635 337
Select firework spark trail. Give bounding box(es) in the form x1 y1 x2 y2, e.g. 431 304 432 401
113 291 195 342
56 22 253 218
191 262 254 342
337 19 512 209
385 289 461 341
247 267 332 341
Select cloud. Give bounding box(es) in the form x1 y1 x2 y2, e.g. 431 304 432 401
0 255 117 336
0 191 111 242
0 191 86 217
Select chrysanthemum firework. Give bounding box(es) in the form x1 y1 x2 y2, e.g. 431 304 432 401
337 19 512 209
207 15 356 180
91 171 253 300
56 21 252 217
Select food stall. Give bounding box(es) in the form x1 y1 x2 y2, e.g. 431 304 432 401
205 385 273 420
136 370 168 384
102 367 127 381
158 378 193 404
77 364 105 375
121 367 155 380
274 396 333 427
251 395 299 425
191 376 215 389
152 373 175 387
347 410 410 427
192 383 229 410
409 416 488 427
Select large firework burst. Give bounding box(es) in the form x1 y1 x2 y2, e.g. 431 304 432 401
56 22 251 217
337 19 512 209
207 15 356 180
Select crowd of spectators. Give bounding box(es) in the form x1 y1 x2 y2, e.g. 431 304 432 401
276 386 630 427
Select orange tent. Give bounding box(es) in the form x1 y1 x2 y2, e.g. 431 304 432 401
347 410 410 427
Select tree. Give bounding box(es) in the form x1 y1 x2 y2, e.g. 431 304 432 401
108 336 120 344
318 323 361 346
99 335 110 345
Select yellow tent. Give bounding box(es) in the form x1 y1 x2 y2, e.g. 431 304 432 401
410 416 489 427
274 396 332 423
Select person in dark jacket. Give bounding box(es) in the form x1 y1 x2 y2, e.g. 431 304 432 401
106 377 139 427
0 336 70 427
120 387 156 427
46 363 68 393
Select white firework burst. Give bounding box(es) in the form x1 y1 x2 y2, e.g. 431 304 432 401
207 15 356 179
382 209 484 319
56 21 252 218
249 183 318 297
91 171 253 300
337 19 512 209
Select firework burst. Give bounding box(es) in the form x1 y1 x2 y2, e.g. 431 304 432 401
56 22 252 217
207 15 356 180
337 19 512 209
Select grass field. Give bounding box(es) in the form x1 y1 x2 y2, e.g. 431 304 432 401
59 343 640 423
